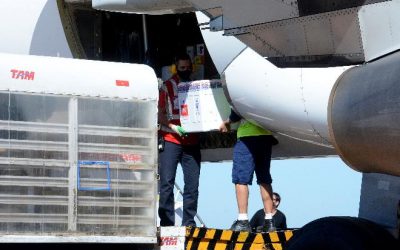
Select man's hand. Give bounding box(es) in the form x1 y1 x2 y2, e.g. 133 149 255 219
219 120 231 132
170 124 187 137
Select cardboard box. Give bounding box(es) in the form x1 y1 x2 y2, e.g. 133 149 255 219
178 80 231 132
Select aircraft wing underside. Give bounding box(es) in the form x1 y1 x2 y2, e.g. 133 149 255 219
92 0 400 67
192 0 400 68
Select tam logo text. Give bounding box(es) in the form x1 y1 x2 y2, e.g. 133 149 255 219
10 69 35 80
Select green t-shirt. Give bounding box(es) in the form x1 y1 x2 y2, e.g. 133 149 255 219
237 120 271 138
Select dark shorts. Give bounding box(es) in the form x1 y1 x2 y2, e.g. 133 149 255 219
232 135 272 185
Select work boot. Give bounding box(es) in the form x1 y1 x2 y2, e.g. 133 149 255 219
255 225 263 233
262 219 276 232
230 220 251 232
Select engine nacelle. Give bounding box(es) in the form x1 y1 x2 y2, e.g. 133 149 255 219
92 0 195 14
328 51 400 177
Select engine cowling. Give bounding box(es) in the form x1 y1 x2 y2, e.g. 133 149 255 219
328 51 400 177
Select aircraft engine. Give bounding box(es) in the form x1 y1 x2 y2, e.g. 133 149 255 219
328 51 400 177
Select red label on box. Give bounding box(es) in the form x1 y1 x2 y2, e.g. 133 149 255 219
181 104 189 117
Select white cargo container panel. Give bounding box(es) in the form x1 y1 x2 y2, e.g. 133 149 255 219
0 53 159 243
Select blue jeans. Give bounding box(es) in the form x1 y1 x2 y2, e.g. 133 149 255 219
158 141 201 226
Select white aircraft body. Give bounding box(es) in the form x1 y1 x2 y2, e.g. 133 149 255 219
0 0 399 248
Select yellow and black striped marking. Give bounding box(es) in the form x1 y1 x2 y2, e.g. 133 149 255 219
185 227 297 250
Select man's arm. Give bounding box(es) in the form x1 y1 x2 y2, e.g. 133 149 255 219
158 89 169 128
158 88 187 137
228 109 242 123
219 109 241 132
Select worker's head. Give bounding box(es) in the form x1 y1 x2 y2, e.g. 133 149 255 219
273 192 281 208
175 53 192 81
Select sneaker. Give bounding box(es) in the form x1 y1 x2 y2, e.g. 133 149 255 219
230 220 251 232
262 219 276 232
255 225 263 233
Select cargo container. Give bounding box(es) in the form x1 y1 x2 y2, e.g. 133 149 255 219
0 53 159 245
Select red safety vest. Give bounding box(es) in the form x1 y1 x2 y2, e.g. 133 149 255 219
159 74 199 145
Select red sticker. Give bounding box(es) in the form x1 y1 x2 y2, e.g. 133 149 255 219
121 153 142 163
160 237 178 246
181 104 189 117
116 80 129 87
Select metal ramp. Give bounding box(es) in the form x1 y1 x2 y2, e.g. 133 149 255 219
160 226 297 250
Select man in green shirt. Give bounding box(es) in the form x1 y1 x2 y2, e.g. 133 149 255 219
220 109 276 232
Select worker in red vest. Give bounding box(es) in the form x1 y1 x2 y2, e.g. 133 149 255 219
158 53 201 227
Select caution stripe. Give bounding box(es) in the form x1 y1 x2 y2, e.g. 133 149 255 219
186 227 297 250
